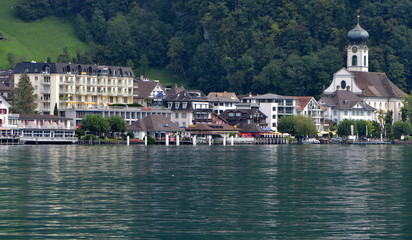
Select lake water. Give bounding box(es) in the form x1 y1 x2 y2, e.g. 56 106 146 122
1 144 412 239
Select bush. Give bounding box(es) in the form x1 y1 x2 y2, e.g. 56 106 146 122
82 134 98 141
392 121 411 139
146 135 156 144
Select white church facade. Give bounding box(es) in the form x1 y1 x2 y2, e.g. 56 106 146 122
321 17 406 123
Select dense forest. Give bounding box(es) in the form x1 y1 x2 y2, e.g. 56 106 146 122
14 0 412 97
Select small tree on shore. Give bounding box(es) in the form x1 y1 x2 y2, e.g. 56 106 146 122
11 73 37 114
80 115 110 137
107 115 126 137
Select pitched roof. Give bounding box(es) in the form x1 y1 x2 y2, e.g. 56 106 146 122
207 94 240 103
290 96 326 111
351 71 406 98
165 89 208 101
186 123 240 132
135 81 163 99
238 124 267 133
207 92 239 100
128 115 184 132
242 93 296 100
320 90 375 111
13 62 135 77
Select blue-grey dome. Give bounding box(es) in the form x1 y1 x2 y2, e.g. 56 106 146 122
348 23 369 45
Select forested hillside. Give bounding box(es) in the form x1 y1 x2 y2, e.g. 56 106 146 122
14 0 412 97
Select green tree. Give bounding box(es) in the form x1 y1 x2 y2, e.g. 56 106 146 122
401 94 412 123
11 73 37 114
277 116 296 135
107 116 127 136
355 120 369 137
294 115 317 138
7 53 16 68
53 103 59 116
80 115 110 136
167 36 188 80
277 115 316 138
138 54 150 75
337 119 357 137
392 121 411 139
15 0 50 21
57 47 72 63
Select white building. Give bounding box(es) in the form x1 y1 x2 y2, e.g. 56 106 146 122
240 94 296 131
320 90 376 124
293 96 325 131
322 17 406 122
207 92 240 114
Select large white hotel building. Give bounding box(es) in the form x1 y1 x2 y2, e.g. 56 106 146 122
13 62 135 114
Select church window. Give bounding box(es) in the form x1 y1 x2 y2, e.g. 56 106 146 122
352 55 358 66
341 80 347 89
364 56 367 66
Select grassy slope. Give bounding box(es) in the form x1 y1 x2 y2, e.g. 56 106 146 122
141 67 188 88
0 0 87 69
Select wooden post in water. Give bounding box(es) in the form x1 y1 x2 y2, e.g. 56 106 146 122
165 134 169 146
176 135 180 146
223 136 226 146
193 135 197 146
127 136 130 146
208 135 212 145
230 136 234 145
144 136 147 146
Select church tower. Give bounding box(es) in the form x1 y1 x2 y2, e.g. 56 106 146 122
347 16 369 72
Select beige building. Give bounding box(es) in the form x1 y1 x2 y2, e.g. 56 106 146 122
13 62 135 114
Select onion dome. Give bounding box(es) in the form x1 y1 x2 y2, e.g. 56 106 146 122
348 18 369 45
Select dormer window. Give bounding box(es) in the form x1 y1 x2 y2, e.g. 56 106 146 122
182 102 187 109
175 102 180 109
168 102 173 108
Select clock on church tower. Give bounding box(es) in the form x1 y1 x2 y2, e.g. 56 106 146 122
347 16 369 72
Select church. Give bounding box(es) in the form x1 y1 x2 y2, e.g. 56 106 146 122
320 17 406 124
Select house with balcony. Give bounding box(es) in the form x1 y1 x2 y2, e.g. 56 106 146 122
292 96 325 131
164 89 212 128
207 91 240 114
220 109 267 129
12 62 135 114
239 93 297 131
134 79 166 107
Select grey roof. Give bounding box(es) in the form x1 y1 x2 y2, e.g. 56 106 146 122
165 90 208 102
238 124 267 133
13 62 135 77
351 71 406 98
320 90 375 111
135 81 163 99
220 109 268 119
242 93 296 100
207 94 240 103
14 114 72 121
128 115 184 132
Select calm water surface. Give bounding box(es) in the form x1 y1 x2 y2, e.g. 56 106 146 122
0 144 412 239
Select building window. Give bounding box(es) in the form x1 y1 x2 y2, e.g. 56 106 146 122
333 111 337 116
168 102 173 108
175 113 179 118
182 113 187 118
175 102 180 109
344 111 348 116
182 102 187 109
352 55 358 66
364 56 367 66
341 80 346 89
272 123 277 127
